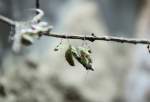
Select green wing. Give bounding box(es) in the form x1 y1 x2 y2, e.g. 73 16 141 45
65 45 75 66
73 47 94 71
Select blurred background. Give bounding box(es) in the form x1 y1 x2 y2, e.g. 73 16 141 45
0 0 149 102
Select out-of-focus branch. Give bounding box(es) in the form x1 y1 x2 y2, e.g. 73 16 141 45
36 0 40 14
1 14 150 45
0 15 15 25
36 0 40 9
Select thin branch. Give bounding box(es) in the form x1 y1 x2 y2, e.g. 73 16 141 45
36 0 40 9
1 14 150 45
36 0 40 15
44 32 150 45
0 15 15 25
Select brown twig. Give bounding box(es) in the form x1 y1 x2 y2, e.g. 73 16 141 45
0 15 150 45
45 32 150 45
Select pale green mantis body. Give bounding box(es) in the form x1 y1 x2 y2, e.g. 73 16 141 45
65 45 94 71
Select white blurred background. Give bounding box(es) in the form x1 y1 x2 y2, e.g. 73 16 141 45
0 0 149 102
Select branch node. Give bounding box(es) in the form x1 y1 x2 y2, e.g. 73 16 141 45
88 38 95 42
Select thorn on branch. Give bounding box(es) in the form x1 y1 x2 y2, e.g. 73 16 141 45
88 33 96 42
88 38 95 42
147 45 150 53
91 33 96 37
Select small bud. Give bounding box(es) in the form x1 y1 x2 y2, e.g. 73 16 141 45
21 34 34 46
54 48 59 51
